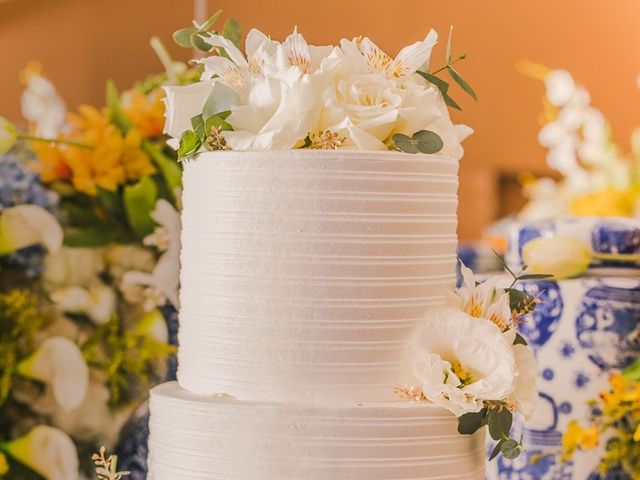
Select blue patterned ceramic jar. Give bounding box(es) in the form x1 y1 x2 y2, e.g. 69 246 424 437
489 216 640 479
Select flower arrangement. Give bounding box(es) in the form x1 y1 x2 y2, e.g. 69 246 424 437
0 32 213 477
518 62 640 221
396 261 546 460
561 360 640 478
163 12 476 161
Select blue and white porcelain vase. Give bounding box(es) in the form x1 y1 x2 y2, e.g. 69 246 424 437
489 217 640 479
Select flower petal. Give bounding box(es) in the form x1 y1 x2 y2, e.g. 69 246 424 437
0 205 62 255
390 29 438 77
205 34 249 68
162 81 215 138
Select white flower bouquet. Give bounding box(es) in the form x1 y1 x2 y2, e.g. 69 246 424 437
163 11 476 160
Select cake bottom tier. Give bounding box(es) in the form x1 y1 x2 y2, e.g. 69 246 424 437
147 382 486 480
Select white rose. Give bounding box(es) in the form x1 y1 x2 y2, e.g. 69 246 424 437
16 337 89 410
321 68 403 150
162 80 216 139
2 426 78 480
411 307 517 416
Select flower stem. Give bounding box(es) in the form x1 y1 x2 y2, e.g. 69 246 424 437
19 134 94 150
430 53 468 76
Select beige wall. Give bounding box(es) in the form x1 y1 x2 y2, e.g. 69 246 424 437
2 0 640 239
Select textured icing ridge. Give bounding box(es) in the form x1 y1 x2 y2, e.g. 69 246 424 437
176 150 460 402
148 382 486 480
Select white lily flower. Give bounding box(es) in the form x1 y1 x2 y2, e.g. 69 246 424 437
0 204 63 256
122 199 181 310
450 261 501 318
340 30 438 78
50 282 116 325
162 80 216 138
16 337 89 410
411 307 517 416
21 72 66 138
2 426 78 480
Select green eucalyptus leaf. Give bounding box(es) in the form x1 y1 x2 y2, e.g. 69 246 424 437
173 26 198 48
623 358 640 382
199 10 223 31
488 408 513 441
392 133 418 154
202 82 239 119
514 333 529 346
489 440 505 461
106 80 131 134
501 439 522 459
191 31 213 52
178 130 202 161
447 65 478 101
123 176 158 239
223 18 242 46
413 130 444 154
393 131 443 154
191 114 206 140
457 408 488 435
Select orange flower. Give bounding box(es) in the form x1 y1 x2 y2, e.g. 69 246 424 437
34 105 156 195
122 89 166 139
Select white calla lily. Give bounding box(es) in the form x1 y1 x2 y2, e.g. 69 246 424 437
0 204 63 256
16 337 89 410
50 282 116 325
2 426 78 480
43 247 105 289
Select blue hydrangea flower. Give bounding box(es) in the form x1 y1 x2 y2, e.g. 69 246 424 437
0 153 59 277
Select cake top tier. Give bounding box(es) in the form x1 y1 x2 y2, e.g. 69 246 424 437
176 149 460 403
163 19 474 160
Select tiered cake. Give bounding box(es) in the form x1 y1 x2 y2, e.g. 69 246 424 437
146 150 486 479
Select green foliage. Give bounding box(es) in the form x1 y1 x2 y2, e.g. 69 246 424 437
172 10 241 54
417 27 476 111
177 84 237 161
82 317 175 406
222 18 242 47
106 80 132 135
141 142 182 199
0 290 46 405
123 176 158 239
459 404 523 461
393 130 444 154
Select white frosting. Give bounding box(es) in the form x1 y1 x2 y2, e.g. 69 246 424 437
177 150 459 402
148 382 486 480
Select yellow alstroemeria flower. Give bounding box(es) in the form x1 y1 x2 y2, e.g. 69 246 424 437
562 421 600 461
570 188 635 218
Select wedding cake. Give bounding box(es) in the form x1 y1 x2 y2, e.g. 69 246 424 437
145 19 533 480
